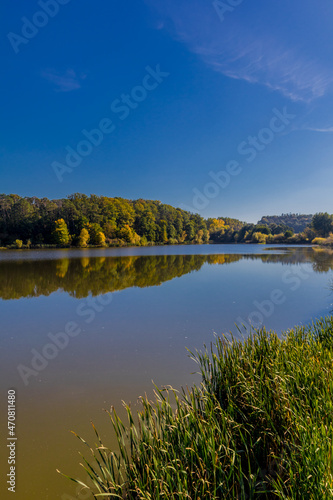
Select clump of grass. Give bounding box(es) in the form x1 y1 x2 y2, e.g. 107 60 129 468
61 316 333 499
312 234 333 247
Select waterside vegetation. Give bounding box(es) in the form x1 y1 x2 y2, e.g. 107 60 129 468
63 316 333 499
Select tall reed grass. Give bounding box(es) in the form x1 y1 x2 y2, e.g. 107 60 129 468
61 316 333 499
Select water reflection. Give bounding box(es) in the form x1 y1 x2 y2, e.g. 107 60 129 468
1 247 333 300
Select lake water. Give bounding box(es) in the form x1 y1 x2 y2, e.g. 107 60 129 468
1 244 333 499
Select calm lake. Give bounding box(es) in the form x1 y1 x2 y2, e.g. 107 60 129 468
1 244 333 499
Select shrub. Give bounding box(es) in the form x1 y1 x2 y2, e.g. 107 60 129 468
140 235 148 246
167 238 179 245
325 234 333 247
272 233 285 243
312 234 333 247
287 233 305 244
312 237 327 245
14 239 23 249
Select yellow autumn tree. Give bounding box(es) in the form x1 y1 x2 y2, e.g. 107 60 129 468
78 228 90 247
95 231 106 247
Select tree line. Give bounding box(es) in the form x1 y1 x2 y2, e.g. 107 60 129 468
0 193 209 248
0 193 331 248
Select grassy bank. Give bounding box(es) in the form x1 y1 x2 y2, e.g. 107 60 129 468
312 235 333 248
64 317 333 499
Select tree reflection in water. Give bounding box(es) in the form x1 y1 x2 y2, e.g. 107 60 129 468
0 247 333 301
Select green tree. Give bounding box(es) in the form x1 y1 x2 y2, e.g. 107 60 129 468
254 225 271 235
135 209 156 242
175 213 183 238
202 227 210 243
302 227 316 242
52 219 70 246
168 224 177 240
311 213 333 237
103 220 117 239
88 223 104 245
185 221 195 241
118 225 141 245
194 230 204 244
158 220 168 243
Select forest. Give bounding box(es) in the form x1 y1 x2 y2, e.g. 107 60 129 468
0 193 332 248
258 213 313 232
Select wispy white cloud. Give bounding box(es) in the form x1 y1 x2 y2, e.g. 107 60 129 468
302 126 333 133
195 38 332 102
41 69 86 92
145 0 333 102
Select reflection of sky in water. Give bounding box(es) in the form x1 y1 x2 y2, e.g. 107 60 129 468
0 245 332 499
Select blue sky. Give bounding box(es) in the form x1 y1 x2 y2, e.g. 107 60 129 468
1 0 333 222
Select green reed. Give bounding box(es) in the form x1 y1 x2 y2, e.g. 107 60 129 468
61 316 333 499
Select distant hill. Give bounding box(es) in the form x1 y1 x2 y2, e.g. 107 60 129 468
258 214 313 233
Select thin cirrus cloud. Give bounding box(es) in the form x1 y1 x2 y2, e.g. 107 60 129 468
145 0 333 102
302 126 333 133
41 69 86 92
